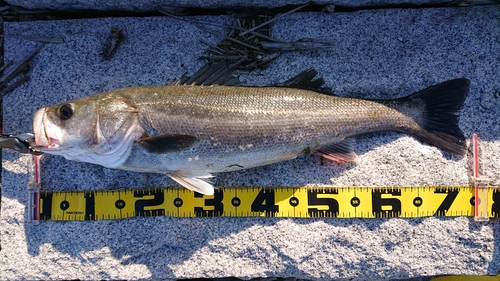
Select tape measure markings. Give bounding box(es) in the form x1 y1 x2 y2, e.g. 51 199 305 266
33 186 500 221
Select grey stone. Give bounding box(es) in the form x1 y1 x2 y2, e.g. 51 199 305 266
1 5 500 281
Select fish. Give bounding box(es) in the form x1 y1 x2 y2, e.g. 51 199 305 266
33 65 470 195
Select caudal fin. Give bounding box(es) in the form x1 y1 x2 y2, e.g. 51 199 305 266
406 78 470 156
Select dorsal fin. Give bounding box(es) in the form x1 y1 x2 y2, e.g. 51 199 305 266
172 61 241 86
273 69 336 95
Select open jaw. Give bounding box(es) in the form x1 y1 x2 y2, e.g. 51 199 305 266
33 108 62 149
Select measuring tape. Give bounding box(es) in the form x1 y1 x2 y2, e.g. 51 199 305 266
27 134 498 222
30 186 500 221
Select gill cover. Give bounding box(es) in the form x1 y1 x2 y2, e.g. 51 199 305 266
34 94 143 167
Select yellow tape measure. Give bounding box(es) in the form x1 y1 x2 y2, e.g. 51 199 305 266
31 186 500 221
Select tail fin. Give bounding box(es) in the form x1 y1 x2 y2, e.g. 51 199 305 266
405 78 470 156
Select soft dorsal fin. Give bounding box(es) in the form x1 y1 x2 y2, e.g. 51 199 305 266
172 61 240 86
138 134 198 154
273 69 336 95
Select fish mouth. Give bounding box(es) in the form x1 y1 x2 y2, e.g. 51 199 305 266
33 108 61 150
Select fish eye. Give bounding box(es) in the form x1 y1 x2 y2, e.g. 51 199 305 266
57 104 73 120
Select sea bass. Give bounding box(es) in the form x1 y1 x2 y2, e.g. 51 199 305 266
33 70 470 195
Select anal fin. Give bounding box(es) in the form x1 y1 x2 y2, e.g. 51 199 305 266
168 170 215 195
315 138 357 163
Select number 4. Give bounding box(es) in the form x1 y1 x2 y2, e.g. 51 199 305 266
251 189 278 216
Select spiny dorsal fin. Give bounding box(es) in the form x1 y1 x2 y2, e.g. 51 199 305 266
171 64 334 96
273 69 336 96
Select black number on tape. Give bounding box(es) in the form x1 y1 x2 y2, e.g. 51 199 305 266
115 199 126 209
251 189 278 216
134 190 165 216
60 200 70 211
350 197 360 207
39 192 53 220
470 196 476 206
173 198 183 207
413 197 423 207
433 188 459 216
84 192 95 220
194 190 224 217
492 190 500 218
232 197 241 207
372 189 402 218
307 189 339 217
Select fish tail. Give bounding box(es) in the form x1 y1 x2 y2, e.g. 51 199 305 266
404 78 470 156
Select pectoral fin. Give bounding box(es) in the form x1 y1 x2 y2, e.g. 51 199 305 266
168 170 215 195
139 134 198 154
315 138 357 163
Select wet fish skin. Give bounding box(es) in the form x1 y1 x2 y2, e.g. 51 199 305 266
33 77 470 195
